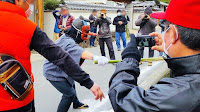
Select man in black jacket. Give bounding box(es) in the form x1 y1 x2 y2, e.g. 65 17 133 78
109 0 200 111
113 9 128 51
89 9 98 47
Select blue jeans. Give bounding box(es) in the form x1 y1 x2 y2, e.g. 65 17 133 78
49 80 80 112
115 32 127 49
90 27 97 46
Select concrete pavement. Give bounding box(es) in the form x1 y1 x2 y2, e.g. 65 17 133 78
31 40 168 112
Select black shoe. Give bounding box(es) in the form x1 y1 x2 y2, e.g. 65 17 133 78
118 48 121 51
73 102 89 109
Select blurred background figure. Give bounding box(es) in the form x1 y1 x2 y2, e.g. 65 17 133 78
95 9 116 60
52 9 61 42
113 9 128 51
121 9 130 38
58 6 75 36
89 9 98 47
135 7 157 66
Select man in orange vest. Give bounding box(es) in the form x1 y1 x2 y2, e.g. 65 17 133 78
0 0 104 111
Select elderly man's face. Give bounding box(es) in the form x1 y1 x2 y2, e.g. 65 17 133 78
162 23 180 57
61 9 69 16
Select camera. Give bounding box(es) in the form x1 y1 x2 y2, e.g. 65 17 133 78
60 26 65 31
136 35 155 47
144 14 149 19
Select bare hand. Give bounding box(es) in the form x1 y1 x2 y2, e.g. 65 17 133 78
118 21 123 25
141 14 145 19
150 32 164 52
58 25 62 29
90 83 105 101
63 27 67 31
147 15 151 19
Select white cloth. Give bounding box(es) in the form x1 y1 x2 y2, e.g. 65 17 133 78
62 16 68 27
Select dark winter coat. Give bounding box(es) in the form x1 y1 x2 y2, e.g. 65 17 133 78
113 15 128 33
109 54 200 112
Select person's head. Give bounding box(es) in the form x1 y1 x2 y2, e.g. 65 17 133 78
66 16 97 44
3 0 35 17
61 6 69 16
144 7 152 15
151 0 200 58
122 10 126 16
100 9 107 16
117 9 121 16
92 9 97 16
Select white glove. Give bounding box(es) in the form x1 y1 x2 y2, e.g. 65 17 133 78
93 55 109 66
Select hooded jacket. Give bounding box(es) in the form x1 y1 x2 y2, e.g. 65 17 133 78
109 54 200 112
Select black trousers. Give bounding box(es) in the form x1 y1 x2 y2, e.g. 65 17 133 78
139 47 154 58
99 37 116 60
2 100 35 112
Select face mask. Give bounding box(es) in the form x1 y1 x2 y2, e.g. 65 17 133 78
25 1 34 18
71 21 97 43
162 25 178 55
117 13 121 16
56 13 61 16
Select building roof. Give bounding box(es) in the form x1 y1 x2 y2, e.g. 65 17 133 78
61 1 125 11
132 1 156 7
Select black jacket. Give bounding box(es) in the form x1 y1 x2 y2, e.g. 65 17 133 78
113 15 128 33
109 54 200 112
89 14 97 28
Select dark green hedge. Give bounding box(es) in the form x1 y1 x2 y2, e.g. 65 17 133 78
44 0 59 10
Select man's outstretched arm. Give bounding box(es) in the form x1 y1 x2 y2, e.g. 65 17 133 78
30 27 93 89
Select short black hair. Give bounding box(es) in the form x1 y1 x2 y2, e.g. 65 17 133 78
2 0 15 4
165 21 200 51
117 9 121 13
92 9 97 13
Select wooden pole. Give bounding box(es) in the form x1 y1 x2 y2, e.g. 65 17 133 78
38 0 44 30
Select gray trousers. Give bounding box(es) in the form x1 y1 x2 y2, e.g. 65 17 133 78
99 37 116 60
139 47 154 58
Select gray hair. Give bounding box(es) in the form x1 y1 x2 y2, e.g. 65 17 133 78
165 21 200 51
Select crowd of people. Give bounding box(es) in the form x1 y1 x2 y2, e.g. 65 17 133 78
1 0 200 112
52 6 133 61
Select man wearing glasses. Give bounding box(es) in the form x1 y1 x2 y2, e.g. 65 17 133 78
109 0 200 111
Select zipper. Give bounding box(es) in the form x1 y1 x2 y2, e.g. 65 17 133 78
4 82 19 98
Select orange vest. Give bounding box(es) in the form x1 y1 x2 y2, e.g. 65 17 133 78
0 2 37 111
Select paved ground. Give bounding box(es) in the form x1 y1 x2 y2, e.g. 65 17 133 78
31 40 160 112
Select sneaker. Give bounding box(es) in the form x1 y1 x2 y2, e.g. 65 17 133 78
73 102 89 109
148 62 153 66
118 48 121 51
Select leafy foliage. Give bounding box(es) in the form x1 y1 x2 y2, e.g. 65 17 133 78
44 0 59 10
160 0 170 3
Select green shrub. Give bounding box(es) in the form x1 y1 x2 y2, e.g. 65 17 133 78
44 0 59 10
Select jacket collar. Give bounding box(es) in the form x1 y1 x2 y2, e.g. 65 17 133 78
165 53 200 77
0 1 26 18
